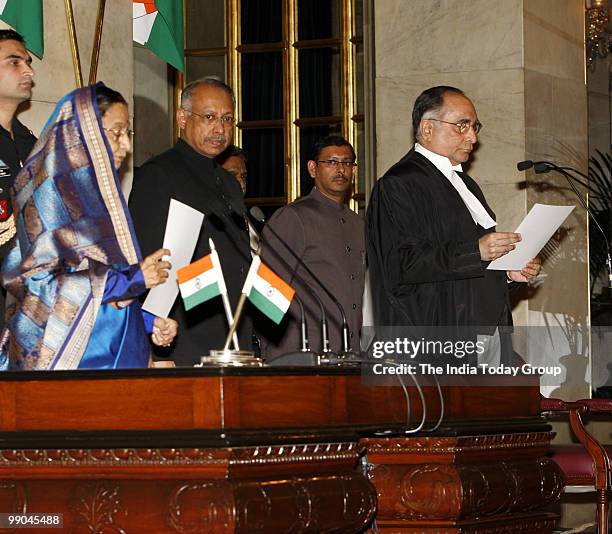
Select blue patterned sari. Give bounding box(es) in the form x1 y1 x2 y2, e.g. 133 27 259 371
0 85 149 370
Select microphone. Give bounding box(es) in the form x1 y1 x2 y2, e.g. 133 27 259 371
516 160 534 172
242 206 332 359
250 206 357 359
518 160 595 189
516 160 556 173
209 196 318 362
517 159 612 289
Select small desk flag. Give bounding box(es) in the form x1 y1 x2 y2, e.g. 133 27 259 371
177 253 225 311
242 256 295 324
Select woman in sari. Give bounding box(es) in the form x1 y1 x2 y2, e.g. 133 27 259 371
0 83 177 370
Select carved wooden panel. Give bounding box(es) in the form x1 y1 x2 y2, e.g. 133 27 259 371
0 474 375 533
71 482 127 534
0 481 26 515
0 443 375 533
369 458 562 521
363 432 563 533
167 481 236 533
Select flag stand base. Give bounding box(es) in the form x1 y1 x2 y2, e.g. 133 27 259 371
198 349 264 367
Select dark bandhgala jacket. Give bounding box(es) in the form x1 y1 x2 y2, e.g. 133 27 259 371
366 149 511 331
260 188 366 358
129 139 252 366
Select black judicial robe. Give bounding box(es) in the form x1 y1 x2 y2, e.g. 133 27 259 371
129 139 252 366
365 149 511 331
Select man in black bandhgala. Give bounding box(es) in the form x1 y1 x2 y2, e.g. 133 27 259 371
129 79 252 367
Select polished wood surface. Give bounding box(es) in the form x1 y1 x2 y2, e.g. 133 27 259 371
0 368 541 433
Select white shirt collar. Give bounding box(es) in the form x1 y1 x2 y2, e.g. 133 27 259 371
414 143 462 180
413 144 496 229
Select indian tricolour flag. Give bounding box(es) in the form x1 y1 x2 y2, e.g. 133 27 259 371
242 256 295 324
0 0 44 59
133 0 184 72
177 253 226 311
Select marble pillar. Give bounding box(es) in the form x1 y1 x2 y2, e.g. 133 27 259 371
524 0 589 400
373 0 590 399
133 45 173 168
588 55 611 159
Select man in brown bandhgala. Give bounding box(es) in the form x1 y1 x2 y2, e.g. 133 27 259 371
260 136 365 358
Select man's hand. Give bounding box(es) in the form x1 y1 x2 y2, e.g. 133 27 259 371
479 232 521 261
141 248 172 289
151 317 178 347
507 257 541 283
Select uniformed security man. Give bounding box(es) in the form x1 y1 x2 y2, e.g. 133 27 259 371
0 29 35 250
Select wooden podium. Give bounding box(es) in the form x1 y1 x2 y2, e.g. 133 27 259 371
0 368 562 533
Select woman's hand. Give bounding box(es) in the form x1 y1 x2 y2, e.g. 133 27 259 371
140 248 171 289
110 299 133 309
151 317 178 347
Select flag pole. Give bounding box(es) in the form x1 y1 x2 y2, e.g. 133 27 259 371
223 292 248 351
209 238 240 350
89 0 107 84
64 0 83 87
222 251 260 351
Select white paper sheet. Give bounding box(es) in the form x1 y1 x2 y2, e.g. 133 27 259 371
487 203 575 271
142 199 204 317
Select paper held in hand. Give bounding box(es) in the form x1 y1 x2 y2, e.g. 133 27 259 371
142 199 204 317
487 203 575 271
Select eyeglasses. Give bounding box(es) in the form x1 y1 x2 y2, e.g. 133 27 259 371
426 118 483 135
103 127 134 142
182 108 236 127
316 160 357 169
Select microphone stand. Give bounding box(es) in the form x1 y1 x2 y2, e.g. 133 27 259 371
246 211 331 364
250 207 357 361
294 296 309 352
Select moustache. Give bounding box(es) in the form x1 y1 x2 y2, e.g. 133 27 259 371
205 136 226 143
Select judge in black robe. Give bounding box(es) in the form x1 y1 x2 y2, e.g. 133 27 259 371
366 86 540 344
367 149 510 331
